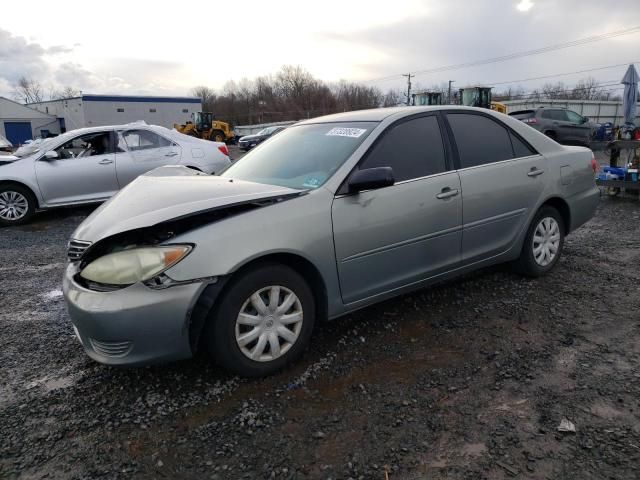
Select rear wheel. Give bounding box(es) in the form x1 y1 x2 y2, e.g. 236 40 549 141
514 206 564 277
0 185 36 226
205 264 315 377
545 130 558 142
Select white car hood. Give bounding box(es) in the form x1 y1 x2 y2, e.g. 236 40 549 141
73 166 301 243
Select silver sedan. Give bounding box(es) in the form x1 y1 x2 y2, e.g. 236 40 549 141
0 123 231 225
63 106 599 377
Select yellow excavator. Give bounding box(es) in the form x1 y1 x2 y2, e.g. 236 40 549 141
458 86 507 114
174 112 234 143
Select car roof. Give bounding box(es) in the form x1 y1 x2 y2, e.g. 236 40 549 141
295 105 502 124
58 122 166 137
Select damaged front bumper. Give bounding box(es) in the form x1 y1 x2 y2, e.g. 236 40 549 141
63 262 208 366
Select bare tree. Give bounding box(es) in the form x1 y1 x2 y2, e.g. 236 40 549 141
191 65 388 125
13 76 44 103
541 81 567 100
191 86 217 112
493 85 526 101
50 86 81 100
570 77 603 100
382 89 402 107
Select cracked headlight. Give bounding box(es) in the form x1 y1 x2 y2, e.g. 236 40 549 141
80 245 192 286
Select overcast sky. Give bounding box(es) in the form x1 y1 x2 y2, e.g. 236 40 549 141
1 0 639 100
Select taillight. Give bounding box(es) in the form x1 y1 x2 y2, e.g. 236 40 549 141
590 156 598 173
523 117 538 124
218 145 229 156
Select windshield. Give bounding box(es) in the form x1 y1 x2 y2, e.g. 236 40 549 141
14 132 76 157
256 126 277 135
221 122 375 189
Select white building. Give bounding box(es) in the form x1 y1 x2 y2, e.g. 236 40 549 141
28 94 202 132
0 97 61 145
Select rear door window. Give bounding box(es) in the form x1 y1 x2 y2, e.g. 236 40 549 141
122 129 172 151
509 132 536 157
542 110 569 121
446 113 515 168
360 115 447 181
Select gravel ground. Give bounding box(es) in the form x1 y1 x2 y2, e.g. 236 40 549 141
1 164 640 479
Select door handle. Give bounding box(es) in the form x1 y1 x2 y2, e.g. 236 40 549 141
98 158 113 165
165 152 179 157
436 187 459 200
527 167 544 177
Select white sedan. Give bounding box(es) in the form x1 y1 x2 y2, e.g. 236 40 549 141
0 122 231 225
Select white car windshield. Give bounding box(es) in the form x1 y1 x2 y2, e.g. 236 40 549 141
221 122 374 190
14 135 69 157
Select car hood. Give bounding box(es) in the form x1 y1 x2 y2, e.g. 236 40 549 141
73 166 301 242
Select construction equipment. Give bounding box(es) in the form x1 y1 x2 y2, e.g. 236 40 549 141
412 91 443 106
174 112 234 143
457 86 507 114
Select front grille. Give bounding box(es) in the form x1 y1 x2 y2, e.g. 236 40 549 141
67 239 92 261
89 339 133 358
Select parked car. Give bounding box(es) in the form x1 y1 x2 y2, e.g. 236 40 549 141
509 107 595 145
238 126 286 151
0 134 12 153
63 106 599 377
0 123 231 226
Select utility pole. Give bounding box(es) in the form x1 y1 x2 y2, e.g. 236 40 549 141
448 80 455 104
403 73 414 106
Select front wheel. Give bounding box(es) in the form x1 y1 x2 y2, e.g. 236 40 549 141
205 264 316 377
211 130 225 143
514 206 565 277
0 185 36 226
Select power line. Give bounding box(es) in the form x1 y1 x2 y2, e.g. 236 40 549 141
365 26 640 84
483 61 639 87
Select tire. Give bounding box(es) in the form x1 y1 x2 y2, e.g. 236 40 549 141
0 184 36 227
514 206 565 277
545 131 558 142
211 130 225 143
205 263 316 377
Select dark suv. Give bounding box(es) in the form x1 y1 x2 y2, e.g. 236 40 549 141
238 126 286 151
510 108 594 145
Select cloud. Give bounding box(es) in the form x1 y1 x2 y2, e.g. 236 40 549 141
315 0 640 92
0 28 188 98
516 0 534 12
0 28 75 96
46 45 74 55
0 28 50 84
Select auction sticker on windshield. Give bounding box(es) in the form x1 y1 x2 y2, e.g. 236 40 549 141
325 127 367 138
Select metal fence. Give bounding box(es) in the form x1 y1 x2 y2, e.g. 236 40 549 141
502 99 640 125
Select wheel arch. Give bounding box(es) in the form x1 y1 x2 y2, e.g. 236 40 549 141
188 251 329 353
0 180 40 209
540 196 571 233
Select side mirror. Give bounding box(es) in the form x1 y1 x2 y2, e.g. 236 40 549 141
348 167 395 193
43 151 59 160
581 116 589 124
